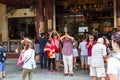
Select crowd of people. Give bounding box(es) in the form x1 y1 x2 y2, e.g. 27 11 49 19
0 29 120 80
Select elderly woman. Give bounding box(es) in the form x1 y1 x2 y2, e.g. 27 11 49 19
107 31 120 80
60 33 74 76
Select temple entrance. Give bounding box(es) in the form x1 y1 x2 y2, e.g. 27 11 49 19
8 17 35 39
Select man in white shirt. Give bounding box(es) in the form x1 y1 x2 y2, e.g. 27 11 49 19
90 38 107 80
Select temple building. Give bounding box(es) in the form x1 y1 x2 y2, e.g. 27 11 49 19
0 0 119 52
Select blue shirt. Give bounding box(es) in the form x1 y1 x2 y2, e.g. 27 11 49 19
38 38 48 53
0 48 5 62
79 41 88 56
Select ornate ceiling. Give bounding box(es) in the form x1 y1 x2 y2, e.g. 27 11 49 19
0 0 35 8
0 0 113 8
56 0 113 13
0 0 113 14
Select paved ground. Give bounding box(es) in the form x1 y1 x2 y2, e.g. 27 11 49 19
4 59 92 80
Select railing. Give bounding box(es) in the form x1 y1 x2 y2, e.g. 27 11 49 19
3 41 22 53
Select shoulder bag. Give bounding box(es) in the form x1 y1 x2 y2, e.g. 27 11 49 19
17 50 33 66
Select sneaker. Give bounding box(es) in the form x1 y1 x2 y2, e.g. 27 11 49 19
47 70 51 73
52 70 57 73
64 73 69 76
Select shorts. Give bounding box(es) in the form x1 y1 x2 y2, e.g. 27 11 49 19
90 67 106 77
0 62 5 72
88 56 91 65
73 49 78 57
80 55 88 63
55 53 61 61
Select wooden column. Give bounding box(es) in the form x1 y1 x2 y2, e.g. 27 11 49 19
116 0 120 29
46 0 54 32
36 0 44 38
114 0 117 28
0 3 8 41
53 0 56 31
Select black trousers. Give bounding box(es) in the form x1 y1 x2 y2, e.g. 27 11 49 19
48 58 56 70
40 53 47 68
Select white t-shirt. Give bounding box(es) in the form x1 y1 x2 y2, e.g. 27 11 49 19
107 54 120 80
22 49 36 69
79 41 87 56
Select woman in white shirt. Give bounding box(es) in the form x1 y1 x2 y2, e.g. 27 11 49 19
22 42 36 80
107 31 120 80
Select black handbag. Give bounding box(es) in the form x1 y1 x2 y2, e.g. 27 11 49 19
2 56 6 61
0 52 6 62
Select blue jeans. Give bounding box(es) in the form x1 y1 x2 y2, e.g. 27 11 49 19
0 62 5 72
40 53 47 68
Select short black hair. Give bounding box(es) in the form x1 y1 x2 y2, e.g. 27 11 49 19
34 39 39 43
41 33 45 37
82 36 86 40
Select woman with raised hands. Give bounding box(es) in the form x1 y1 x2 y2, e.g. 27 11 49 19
49 30 61 71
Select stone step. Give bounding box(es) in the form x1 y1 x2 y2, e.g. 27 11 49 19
6 53 19 58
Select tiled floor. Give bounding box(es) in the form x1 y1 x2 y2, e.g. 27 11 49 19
4 59 92 80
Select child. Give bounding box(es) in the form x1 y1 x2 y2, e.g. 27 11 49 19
79 37 88 71
44 41 56 72
0 42 6 79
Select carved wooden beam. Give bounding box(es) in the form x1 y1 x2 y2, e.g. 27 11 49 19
0 0 27 8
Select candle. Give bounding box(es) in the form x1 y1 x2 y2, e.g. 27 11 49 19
64 26 67 33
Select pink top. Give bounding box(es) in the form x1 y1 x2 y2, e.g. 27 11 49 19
86 41 96 56
50 39 60 48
